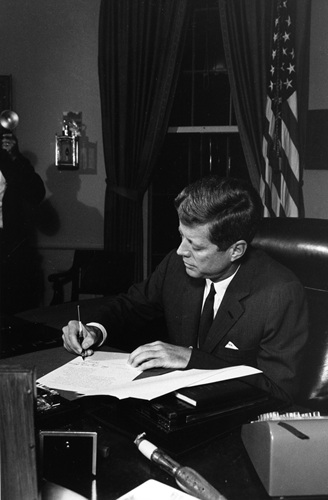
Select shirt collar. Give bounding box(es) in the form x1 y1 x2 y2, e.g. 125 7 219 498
205 265 241 294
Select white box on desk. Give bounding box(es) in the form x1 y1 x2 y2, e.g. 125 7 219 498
241 419 328 496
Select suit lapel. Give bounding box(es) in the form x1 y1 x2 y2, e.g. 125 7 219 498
202 255 256 351
179 276 204 347
204 294 245 350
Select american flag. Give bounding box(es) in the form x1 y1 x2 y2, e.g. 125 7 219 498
260 0 301 217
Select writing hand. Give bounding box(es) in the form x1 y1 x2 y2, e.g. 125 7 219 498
62 320 102 357
128 341 192 371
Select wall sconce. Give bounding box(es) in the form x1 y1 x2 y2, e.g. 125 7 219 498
55 112 81 170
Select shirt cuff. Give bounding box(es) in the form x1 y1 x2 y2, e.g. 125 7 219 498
86 322 107 346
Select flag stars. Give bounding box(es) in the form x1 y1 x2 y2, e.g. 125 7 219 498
284 78 293 89
282 32 290 42
268 1 296 96
273 95 282 106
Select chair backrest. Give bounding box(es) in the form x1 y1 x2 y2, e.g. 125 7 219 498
252 217 328 409
71 250 135 301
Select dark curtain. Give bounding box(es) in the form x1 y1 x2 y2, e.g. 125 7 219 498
219 0 311 193
98 0 189 279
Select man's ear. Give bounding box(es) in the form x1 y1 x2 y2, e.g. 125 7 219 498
229 240 247 262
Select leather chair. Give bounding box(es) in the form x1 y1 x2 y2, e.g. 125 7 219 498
3 250 136 357
48 250 135 305
252 218 328 412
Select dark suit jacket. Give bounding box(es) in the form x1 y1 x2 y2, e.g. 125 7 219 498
0 151 45 255
93 247 308 402
0 151 45 313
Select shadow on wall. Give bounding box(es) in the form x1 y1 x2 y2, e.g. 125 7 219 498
36 164 104 247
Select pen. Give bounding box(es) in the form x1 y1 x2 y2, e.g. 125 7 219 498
134 432 227 500
77 305 85 360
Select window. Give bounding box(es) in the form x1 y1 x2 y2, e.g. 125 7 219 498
149 0 249 270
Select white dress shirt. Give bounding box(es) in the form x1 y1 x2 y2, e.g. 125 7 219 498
202 265 240 318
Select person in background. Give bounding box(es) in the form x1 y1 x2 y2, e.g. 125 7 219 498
62 175 308 403
0 129 45 316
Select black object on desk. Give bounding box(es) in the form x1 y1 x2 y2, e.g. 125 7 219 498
175 376 267 408
83 376 284 456
36 383 81 428
39 430 97 481
0 314 62 358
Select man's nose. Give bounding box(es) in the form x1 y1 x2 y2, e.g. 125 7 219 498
177 239 191 256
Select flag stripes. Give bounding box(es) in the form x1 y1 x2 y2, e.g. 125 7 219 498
260 0 301 217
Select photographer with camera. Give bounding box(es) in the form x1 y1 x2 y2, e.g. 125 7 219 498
0 115 45 315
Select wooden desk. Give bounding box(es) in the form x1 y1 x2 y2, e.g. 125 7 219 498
0 348 324 500
15 298 109 333
1 298 110 358
0 345 76 378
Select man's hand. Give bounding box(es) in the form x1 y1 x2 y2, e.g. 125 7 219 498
62 321 102 357
128 341 192 370
1 133 19 160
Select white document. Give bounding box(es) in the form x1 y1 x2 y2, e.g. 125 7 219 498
99 364 261 400
38 351 260 400
37 351 261 400
116 479 195 500
37 351 142 395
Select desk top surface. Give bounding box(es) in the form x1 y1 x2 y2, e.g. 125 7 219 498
0 345 76 378
0 347 326 500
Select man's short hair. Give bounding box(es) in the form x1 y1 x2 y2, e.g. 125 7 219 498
174 175 263 250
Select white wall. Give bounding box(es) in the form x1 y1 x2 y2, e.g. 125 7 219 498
0 0 105 304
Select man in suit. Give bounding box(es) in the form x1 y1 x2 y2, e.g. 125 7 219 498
62 175 308 402
0 129 45 315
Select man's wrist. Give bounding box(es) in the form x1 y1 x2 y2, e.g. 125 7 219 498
87 322 107 346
